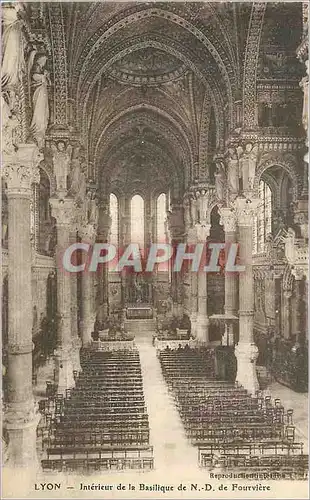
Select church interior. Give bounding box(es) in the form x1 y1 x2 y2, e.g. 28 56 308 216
1 1 309 485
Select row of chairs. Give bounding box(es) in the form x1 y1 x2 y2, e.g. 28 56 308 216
158 348 308 479
40 347 153 472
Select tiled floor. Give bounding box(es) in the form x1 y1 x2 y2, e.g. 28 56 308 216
267 381 308 447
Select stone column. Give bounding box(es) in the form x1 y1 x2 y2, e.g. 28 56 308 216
168 201 184 317
79 224 97 346
50 197 76 394
69 229 82 373
219 208 238 345
234 197 260 394
96 203 111 323
187 227 198 336
2 144 42 469
195 222 211 343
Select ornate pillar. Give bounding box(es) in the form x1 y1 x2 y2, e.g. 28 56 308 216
168 201 184 317
79 224 97 346
234 197 260 394
195 222 211 343
187 227 198 336
96 201 111 323
219 207 238 345
2 144 42 469
50 197 76 393
69 228 82 373
192 186 212 343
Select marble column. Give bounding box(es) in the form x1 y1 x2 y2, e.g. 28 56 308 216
80 224 97 346
2 144 42 469
234 197 260 394
187 227 198 336
69 229 82 373
50 197 75 394
219 208 238 345
195 223 211 343
96 203 111 322
168 202 184 317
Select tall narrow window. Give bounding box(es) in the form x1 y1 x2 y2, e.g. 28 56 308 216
131 195 144 249
110 193 118 245
253 180 272 254
156 193 167 243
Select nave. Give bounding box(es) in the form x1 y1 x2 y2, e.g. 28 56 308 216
1 4 309 498
35 331 308 480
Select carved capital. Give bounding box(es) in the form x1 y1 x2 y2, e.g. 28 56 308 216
233 197 260 227
219 207 237 233
2 144 42 196
50 197 75 226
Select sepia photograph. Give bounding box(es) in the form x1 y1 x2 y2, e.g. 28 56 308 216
1 1 309 498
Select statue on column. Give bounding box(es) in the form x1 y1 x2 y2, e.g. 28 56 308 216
88 190 99 228
195 189 209 225
68 147 87 206
30 54 50 150
1 3 26 89
51 141 72 195
241 143 259 192
227 148 239 194
214 159 226 202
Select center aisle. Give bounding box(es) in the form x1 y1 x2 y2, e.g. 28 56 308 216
136 338 202 476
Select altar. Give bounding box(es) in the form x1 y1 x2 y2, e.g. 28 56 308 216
126 304 153 319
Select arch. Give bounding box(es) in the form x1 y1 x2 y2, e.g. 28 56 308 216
242 2 267 128
80 39 226 148
254 155 299 201
76 9 235 122
94 106 192 188
39 161 57 195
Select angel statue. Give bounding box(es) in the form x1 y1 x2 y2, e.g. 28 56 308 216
2 3 26 89
89 191 99 227
30 54 50 150
214 161 226 201
69 155 87 206
227 149 239 194
51 141 72 195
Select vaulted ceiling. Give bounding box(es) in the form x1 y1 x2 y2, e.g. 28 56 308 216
29 2 303 194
